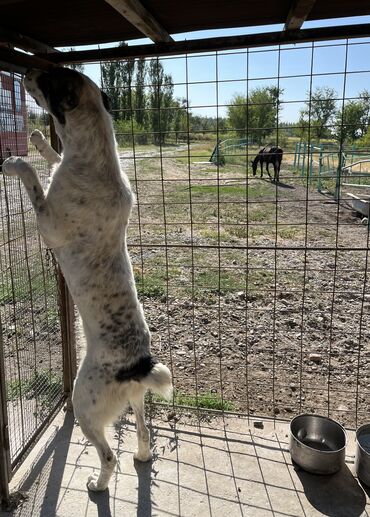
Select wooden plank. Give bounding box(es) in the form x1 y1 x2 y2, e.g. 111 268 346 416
284 0 317 30
0 27 59 54
39 23 370 64
0 314 11 506
0 47 52 73
104 0 173 43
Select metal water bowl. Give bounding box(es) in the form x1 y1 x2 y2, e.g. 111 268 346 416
290 414 347 475
355 424 370 487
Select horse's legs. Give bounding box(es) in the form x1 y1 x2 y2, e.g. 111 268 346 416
260 161 263 178
266 162 272 179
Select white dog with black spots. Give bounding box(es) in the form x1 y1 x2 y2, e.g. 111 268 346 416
2 67 172 492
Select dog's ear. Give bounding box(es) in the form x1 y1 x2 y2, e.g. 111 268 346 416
37 68 84 125
101 91 111 113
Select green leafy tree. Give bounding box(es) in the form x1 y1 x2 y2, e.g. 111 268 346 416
358 123 370 148
101 61 122 121
335 101 365 142
227 87 282 144
172 98 187 142
333 90 370 143
134 58 147 126
300 87 337 141
358 90 370 137
119 57 135 120
148 59 175 145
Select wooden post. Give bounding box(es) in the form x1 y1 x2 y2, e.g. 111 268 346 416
49 117 76 408
0 314 11 505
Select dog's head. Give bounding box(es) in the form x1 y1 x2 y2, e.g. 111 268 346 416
24 67 110 126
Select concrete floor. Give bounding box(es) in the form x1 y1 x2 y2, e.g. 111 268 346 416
1 409 369 517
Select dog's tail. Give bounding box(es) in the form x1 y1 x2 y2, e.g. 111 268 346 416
115 356 173 400
141 362 173 400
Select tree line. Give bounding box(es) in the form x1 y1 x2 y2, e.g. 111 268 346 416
27 55 370 148
101 56 186 145
227 86 370 146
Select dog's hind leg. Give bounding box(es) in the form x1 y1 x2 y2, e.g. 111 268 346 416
78 415 117 492
30 130 61 167
130 387 152 462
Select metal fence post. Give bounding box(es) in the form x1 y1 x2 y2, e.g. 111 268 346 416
293 142 297 167
334 151 343 203
302 142 306 177
0 315 11 505
49 117 77 408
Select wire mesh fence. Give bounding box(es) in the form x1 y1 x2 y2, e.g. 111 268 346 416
0 72 65 475
93 38 370 429
1 37 370 498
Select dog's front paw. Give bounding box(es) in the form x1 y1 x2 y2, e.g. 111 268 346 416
30 129 45 148
133 449 152 462
86 473 108 492
2 156 26 177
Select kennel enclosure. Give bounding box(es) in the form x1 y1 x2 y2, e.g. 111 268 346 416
1 0 370 505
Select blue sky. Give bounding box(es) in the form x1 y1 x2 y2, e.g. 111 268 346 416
70 16 370 122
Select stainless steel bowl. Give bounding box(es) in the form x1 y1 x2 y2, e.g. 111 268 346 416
355 424 370 487
290 414 347 475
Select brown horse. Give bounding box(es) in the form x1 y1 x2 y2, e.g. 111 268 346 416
252 146 283 182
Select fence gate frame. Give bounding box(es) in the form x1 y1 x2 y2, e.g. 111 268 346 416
0 314 11 503
0 116 77 506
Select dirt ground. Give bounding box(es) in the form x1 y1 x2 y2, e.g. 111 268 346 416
0 144 369 443
122 145 370 428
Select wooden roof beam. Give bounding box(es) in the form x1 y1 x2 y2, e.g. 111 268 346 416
0 26 59 54
38 24 370 64
284 0 317 30
0 47 53 74
104 0 173 43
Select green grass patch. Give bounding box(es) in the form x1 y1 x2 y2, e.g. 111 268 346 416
7 370 63 407
152 391 234 411
0 267 58 305
174 392 234 411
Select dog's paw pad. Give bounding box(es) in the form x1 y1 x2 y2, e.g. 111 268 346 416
87 473 107 492
2 157 24 177
30 130 45 147
133 449 152 462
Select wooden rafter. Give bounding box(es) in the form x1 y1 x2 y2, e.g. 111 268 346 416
0 47 53 74
38 24 370 65
104 0 173 43
0 27 59 54
284 0 317 30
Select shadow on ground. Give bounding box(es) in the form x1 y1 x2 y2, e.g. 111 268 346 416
297 464 367 517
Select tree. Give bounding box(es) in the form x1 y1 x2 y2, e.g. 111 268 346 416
358 89 370 137
300 87 337 141
148 59 175 145
358 125 370 147
134 58 147 126
118 54 135 120
333 89 370 143
227 86 282 144
101 61 122 121
334 101 365 142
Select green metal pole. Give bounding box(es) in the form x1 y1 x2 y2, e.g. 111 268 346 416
294 142 297 168
310 144 315 186
302 142 306 177
334 151 342 203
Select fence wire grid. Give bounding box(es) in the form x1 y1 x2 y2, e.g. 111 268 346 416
0 38 369 487
95 38 370 429
0 72 64 472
